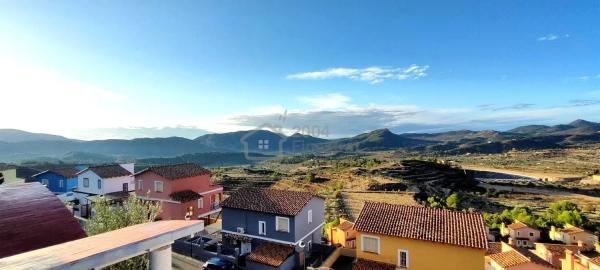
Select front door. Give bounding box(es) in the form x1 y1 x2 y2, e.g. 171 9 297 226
241 242 251 254
122 183 128 192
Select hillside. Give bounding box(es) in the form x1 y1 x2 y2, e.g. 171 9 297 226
0 129 71 143
2 119 600 162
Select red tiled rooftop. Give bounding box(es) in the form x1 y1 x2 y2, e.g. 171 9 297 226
354 202 488 249
352 259 395 270
221 188 318 216
0 183 86 258
508 221 532 230
136 163 210 180
246 242 294 267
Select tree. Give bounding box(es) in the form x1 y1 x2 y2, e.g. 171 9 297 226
541 201 585 227
305 172 316 183
446 193 459 210
86 194 162 270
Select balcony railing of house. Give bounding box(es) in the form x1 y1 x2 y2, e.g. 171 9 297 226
210 201 220 210
0 220 205 270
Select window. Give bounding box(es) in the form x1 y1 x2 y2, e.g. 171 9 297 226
83 178 89 187
197 198 203 209
137 180 144 191
529 232 534 237
41 179 48 186
361 235 380 254
308 209 313 224
259 221 266 235
398 250 409 268
307 240 312 251
276 216 290 232
97 179 102 189
59 179 64 188
154 181 163 192
258 139 269 150
517 231 520 236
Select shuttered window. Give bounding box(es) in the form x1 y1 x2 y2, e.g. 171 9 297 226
276 216 290 232
361 235 380 254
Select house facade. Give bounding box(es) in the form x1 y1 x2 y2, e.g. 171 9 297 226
221 188 325 270
561 244 600 270
550 225 599 248
500 221 541 247
534 243 581 268
73 164 135 218
134 163 223 222
327 218 356 248
32 168 79 194
353 202 488 270
0 164 23 185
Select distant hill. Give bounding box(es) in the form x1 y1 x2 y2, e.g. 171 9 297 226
325 129 432 151
2 119 600 162
135 152 271 168
0 129 71 143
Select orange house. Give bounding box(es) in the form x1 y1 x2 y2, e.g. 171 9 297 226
327 218 356 248
134 163 223 223
561 244 600 270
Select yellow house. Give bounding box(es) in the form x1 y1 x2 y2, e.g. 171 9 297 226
534 243 581 268
550 225 599 249
353 202 488 270
327 218 356 248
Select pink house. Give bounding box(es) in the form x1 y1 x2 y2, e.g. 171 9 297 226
134 163 223 223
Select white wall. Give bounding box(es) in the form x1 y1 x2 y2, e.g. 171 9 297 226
77 170 134 195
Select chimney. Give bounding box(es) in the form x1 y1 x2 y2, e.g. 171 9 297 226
508 237 514 246
564 249 575 270
550 226 556 240
577 240 584 248
595 243 600 253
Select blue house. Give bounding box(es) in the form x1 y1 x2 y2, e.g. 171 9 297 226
32 167 80 194
221 188 325 270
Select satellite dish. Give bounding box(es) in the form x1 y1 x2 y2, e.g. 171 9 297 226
297 241 306 249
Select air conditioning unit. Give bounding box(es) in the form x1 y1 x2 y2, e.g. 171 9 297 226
236 227 245 234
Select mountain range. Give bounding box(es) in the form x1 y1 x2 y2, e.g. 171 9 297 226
1 120 599 163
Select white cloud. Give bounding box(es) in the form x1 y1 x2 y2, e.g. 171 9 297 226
287 65 429 84
537 33 569 42
298 93 352 110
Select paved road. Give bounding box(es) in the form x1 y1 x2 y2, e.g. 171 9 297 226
172 252 203 270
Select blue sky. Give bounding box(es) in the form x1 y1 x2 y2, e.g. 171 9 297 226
0 1 599 139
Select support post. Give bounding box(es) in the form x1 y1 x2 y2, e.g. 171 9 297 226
149 245 171 270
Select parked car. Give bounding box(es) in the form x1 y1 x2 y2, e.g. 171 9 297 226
202 257 234 270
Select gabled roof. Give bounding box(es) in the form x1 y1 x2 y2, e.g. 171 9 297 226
508 221 535 230
246 242 294 267
33 167 79 178
79 164 131 178
354 202 488 249
136 163 210 180
486 242 502 255
0 183 86 258
489 250 530 268
535 243 581 257
560 225 587 234
221 188 317 216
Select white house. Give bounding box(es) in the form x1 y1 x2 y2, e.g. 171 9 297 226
73 163 135 218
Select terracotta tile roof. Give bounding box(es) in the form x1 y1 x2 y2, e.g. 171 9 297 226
137 163 210 180
221 188 316 216
0 183 86 258
354 202 488 249
536 243 581 256
489 250 530 268
246 242 294 267
352 259 395 270
511 245 554 268
486 242 502 255
82 164 131 178
589 256 600 266
561 226 586 234
508 221 533 230
337 220 354 231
